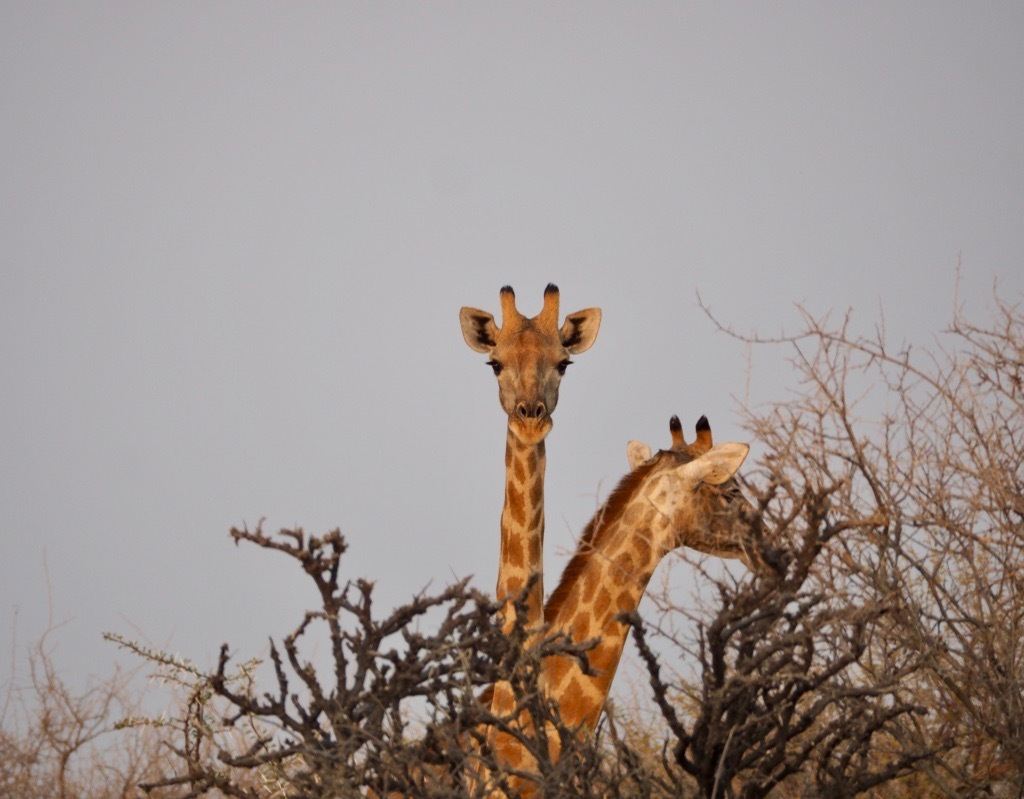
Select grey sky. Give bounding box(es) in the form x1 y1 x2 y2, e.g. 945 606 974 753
2 3 1022 690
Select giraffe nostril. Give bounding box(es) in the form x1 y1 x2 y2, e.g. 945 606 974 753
515 402 529 420
534 402 546 419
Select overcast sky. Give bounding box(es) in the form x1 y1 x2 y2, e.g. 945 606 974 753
3 3 1022 695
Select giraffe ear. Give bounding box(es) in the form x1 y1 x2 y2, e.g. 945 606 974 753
559 308 602 354
626 440 653 470
682 442 750 485
459 307 499 353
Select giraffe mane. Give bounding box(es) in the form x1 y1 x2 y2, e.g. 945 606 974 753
543 458 659 624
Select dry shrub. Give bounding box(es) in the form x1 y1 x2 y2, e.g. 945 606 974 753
1 625 163 799
625 292 1022 798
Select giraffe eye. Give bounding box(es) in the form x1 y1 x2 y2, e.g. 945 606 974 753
557 359 573 375
486 359 503 376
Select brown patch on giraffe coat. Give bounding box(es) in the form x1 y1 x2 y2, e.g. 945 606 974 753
560 678 589 726
571 611 592 642
602 615 625 637
633 535 651 565
529 477 543 507
593 587 612 619
614 551 635 576
528 532 541 563
583 705 604 730
505 537 525 569
505 576 524 595
589 641 618 675
506 484 525 525
526 593 543 624
498 737 525 766
545 654 573 689
513 456 526 484
505 445 512 469
490 681 515 713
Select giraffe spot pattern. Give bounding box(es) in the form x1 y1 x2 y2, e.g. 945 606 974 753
507 484 525 525
529 477 543 506
589 641 617 675
571 610 592 642
498 737 525 766
513 457 526 484
545 654 572 688
506 537 525 569
561 678 589 727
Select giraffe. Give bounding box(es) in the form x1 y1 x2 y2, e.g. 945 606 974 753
459 284 601 632
539 414 753 738
485 416 754 793
459 284 600 793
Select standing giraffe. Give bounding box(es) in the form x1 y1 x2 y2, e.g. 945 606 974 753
459 284 601 631
459 285 600 793
483 416 753 793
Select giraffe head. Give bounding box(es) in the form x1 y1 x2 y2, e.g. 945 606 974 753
460 284 601 444
626 415 752 560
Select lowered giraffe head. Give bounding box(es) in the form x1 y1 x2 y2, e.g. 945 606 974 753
460 284 601 444
623 415 753 563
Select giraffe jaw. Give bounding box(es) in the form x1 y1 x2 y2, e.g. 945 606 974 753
508 414 553 445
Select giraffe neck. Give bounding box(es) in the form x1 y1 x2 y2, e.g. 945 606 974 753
484 427 548 793
488 463 677 790
541 462 670 729
497 426 546 631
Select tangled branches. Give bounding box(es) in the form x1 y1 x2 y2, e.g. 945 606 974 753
108 526 665 798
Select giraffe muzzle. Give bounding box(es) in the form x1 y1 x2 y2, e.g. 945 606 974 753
509 404 553 444
514 401 547 421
